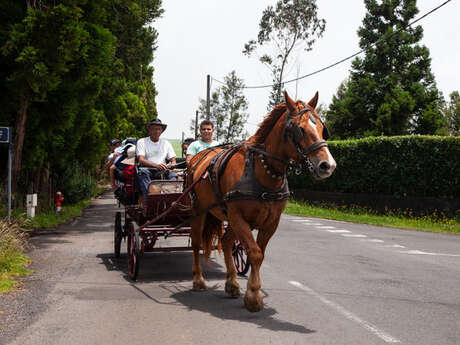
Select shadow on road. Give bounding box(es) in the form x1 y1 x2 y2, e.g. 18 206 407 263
170 288 316 335
97 251 227 283
97 251 315 335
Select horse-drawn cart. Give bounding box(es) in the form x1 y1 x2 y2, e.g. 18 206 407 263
113 170 249 280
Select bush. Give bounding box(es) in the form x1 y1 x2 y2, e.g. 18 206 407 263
288 135 460 198
56 162 97 204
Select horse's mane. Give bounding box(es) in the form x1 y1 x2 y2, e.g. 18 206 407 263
246 103 287 145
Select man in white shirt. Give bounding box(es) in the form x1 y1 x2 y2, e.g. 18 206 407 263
186 120 219 165
136 118 177 198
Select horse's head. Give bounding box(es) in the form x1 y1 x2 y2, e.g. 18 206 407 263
284 91 336 180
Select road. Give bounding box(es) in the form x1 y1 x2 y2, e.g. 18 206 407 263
1 191 459 345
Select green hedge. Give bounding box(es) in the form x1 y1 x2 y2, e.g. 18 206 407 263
288 136 460 199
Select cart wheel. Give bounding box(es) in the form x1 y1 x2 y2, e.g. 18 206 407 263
232 240 249 276
128 226 141 280
114 212 122 258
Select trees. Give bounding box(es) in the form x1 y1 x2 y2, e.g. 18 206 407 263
220 71 249 142
1 2 89 190
0 0 163 202
243 0 325 109
445 91 460 136
196 89 226 141
195 71 249 142
326 0 445 139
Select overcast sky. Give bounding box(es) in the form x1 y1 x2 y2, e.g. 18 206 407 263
153 0 460 139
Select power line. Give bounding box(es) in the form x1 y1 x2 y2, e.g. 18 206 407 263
211 0 453 90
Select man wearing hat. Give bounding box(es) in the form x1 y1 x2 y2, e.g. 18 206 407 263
105 138 121 169
136 118 177 199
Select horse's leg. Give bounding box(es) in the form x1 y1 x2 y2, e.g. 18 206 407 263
228 214 263 312
221 226 240 297
256 220 278 265
191 214 206 290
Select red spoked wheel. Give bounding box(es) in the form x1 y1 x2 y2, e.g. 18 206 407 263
114 212 122 258
232 240 249 276
127 224 141 280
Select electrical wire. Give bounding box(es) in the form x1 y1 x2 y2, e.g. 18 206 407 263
211 0 453 90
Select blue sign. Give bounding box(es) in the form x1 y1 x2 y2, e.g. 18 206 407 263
0 127 10 144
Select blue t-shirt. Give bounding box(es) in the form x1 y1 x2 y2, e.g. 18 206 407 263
186 140 219 156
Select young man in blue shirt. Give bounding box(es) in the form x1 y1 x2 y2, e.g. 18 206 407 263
186 120 219 165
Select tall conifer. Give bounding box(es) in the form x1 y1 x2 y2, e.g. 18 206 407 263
327 0 445 138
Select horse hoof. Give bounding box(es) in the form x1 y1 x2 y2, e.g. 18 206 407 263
244 291 263 312
225 281 240 298
192 279 207 291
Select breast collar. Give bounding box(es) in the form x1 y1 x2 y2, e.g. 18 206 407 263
207 145 290 216
224 147 290 202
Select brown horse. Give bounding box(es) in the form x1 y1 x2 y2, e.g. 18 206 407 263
186 91 336 312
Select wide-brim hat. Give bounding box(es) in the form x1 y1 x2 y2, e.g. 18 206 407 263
146 118 167 132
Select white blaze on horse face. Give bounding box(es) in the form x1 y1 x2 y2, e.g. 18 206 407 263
324 147 336 172
309 118 319 136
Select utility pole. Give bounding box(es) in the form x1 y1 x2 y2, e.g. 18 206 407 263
0 127 12 222
206 74 211 120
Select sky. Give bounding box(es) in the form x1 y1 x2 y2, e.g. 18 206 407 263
152 0 460 140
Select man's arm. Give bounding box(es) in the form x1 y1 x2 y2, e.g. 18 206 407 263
104 152 120 169
138 155 168 171
186 154 193 166
109 164 117 189
168 157 177 166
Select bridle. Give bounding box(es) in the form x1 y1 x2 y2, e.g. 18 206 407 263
284 103 330 175
250 103 330 177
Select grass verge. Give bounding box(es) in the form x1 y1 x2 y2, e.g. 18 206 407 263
0 219 32 294
285 200 460 234
0 185 106 294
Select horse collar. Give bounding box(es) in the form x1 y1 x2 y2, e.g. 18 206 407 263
245 145 288 180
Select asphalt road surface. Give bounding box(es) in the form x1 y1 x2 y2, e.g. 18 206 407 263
1 191 459 345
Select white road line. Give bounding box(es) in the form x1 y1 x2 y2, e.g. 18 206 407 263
315 226 336 229
291 219 312 222
401 250 460 257
361 239 384 243
86 223 112 227
342 234 367 238
289 281 400 343
327 230 351 233
385 244 406 248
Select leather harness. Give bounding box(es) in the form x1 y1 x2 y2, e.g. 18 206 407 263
187 104 329 215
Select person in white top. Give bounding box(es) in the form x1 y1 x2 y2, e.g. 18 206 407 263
136 118 177 198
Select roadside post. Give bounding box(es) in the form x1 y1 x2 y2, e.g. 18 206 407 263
0 126 12 222
26 193 37 218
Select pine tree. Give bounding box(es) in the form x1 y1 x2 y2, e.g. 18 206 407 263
195 71 249 142
327 0 445 139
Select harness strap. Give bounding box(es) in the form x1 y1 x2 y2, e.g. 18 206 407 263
245 145 290 166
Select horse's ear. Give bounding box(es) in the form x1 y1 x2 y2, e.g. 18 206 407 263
284 91 296 113
307 91 319 109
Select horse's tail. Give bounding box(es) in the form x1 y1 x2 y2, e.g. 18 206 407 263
202 213 223 262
